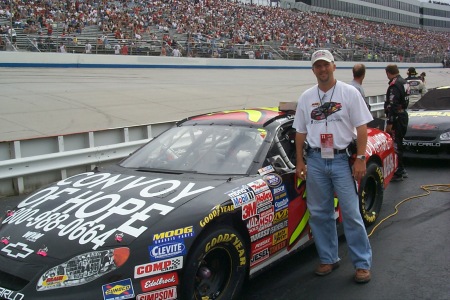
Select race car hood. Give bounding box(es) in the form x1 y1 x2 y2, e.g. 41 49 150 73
0 167 227 263
406 110 450 137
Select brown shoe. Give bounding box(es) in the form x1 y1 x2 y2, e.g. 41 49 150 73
354 269 371 283
315 262 340 276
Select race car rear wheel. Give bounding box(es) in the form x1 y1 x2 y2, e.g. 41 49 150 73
181 226 248 300
358 162 384 226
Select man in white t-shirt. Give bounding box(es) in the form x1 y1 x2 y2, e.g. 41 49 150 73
293 49 373 284
85 40 92 54
114 44 121 55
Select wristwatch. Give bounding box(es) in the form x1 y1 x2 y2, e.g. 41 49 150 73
356 155 366 161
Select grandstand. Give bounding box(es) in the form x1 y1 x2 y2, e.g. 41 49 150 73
1 0 449 63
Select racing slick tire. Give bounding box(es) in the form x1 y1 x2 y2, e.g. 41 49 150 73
181 226 248 300
358 162 384 226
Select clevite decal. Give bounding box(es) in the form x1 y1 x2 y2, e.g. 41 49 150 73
148 240 186 261
2 172 213 250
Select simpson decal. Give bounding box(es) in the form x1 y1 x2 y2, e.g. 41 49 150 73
263 174 282 187
136 286 177 300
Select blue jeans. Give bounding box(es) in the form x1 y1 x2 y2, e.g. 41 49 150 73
306 151 372 270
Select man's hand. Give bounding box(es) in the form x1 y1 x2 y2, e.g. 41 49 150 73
296 161 307 180
352 159 366 181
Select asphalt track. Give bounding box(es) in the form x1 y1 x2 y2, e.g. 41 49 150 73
1 66 449 299
1 66 449 141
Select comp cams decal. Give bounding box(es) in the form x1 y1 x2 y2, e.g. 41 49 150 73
134 256 183 278
2 172 213 250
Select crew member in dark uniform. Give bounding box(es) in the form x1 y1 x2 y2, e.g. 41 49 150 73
384 64 409 181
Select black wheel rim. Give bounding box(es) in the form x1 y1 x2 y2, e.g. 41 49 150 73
195 248 232 299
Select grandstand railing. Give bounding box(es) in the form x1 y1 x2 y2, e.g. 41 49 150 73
0 95 386 196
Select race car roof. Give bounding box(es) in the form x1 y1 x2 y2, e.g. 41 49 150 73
411 87 450 110
179 107 289 127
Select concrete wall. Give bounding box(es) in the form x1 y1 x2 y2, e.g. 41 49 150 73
0 51 442 69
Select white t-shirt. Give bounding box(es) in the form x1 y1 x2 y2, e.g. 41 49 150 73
293 80 373 149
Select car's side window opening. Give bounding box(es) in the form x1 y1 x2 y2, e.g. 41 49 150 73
264 126 297 170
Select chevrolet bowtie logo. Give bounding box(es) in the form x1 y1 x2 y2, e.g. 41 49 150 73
1 242 34 258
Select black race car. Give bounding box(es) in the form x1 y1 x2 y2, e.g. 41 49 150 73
404 86 450 159
0 106 397 300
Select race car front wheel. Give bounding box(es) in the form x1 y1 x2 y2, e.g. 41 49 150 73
358 162 384 226
181 226 248 300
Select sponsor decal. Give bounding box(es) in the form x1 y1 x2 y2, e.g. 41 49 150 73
255 190 273 207
247 179 269 194
246 216 259 235
259 207 274 230
1 242 34 259
272 228 288 245
251 235 272 253
273 208 288 224
136 286 177 300
135 256 183 278
258 165 275 176
250 228 271 242
250 248 269 267
200 205 233 227
383 153 395 179
42 275 68 286
22 231 44 242
263 174 282 187
366 132 391 156
140 272 179 293
0 286 24 300
149 241 186 261
270 220 288 234
269 240 287 255
153 226 194 244
274 197 289 212
242 201 257 220
226 185 255 208
102 278 135 300
272 184 286 195
2 172 214 250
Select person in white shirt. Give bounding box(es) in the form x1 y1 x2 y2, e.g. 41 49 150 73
293 49 373 284
172 47 182 57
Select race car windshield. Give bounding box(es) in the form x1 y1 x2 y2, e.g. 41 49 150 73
120 125 266 175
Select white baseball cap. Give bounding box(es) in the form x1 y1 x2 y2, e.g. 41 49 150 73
311 50 334 65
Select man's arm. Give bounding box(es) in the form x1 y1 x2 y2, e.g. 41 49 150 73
354 124 368 181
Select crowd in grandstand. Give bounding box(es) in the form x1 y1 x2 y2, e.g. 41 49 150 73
0 0 449 60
